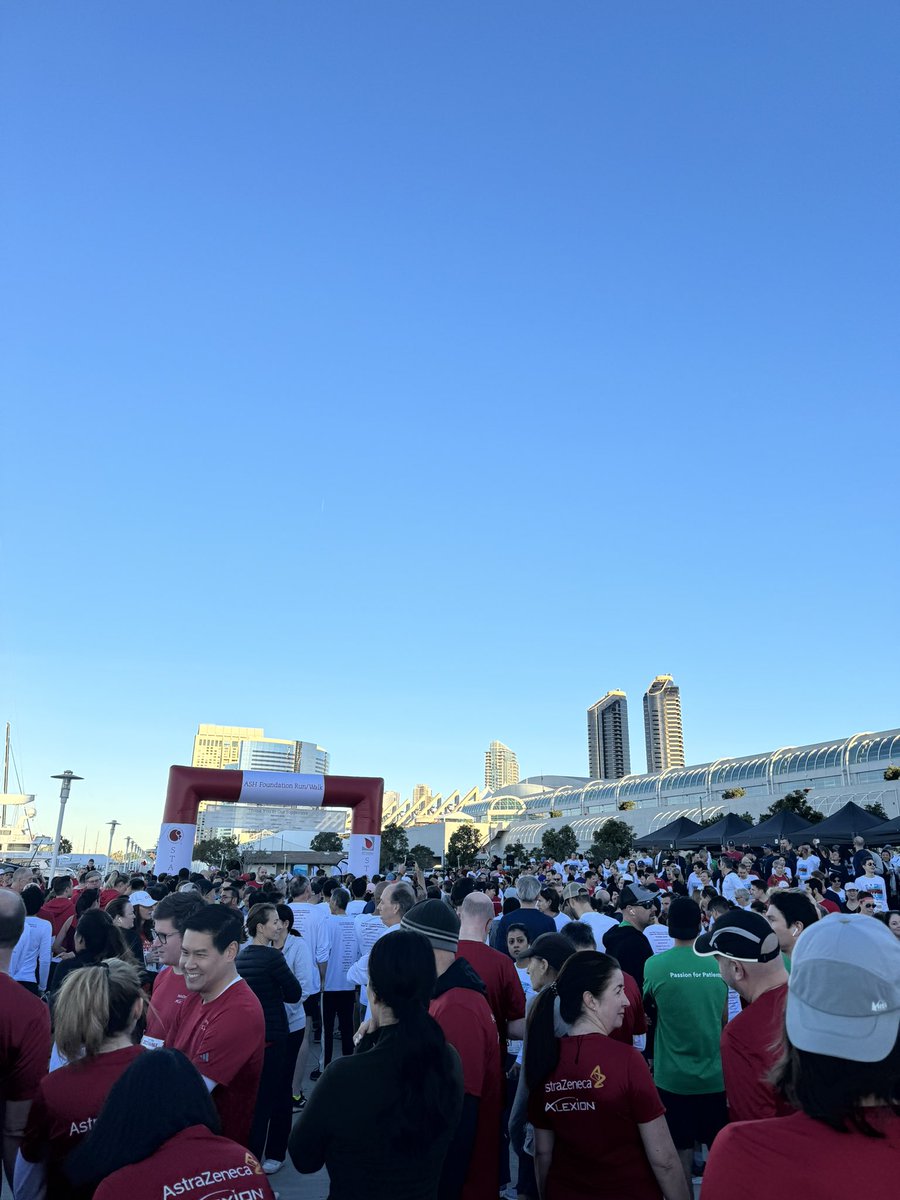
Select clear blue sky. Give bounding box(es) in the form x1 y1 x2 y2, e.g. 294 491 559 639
2 3 898 851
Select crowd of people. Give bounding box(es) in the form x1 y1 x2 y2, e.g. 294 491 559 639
0 829 898 1200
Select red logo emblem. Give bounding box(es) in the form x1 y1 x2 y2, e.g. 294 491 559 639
364 837 374 850
168 829 183 842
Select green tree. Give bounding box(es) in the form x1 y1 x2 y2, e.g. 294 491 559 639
758 789 824 825
504 841 527 865
310 831 343 854
884 765 900 781
58 837 72 855
863 800 888 821
721 787 746 801
447 824 483 868
589 818 635 863
192 835 241 868
408 843 435 870
379 823 409 871
541 825 578 862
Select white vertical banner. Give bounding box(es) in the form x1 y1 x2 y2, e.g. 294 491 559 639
154 823 196 875
348 833 380 879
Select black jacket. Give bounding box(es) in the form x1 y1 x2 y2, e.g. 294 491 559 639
236 943 301 1041
602 922 654 990
290 1024 463 1200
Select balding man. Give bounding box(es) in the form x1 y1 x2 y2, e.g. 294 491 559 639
0 891 51 1186
457 892 526 1054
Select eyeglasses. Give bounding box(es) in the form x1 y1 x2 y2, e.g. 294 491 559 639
860 902 876 910
151 928 170 944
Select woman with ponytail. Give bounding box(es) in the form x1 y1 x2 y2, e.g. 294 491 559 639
14 958 145 1199
523 951 687 1200
288 928 463 1199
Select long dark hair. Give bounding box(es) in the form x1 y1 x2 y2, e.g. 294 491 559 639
775 1040 900 1136
74 908 130 962
524 951 620 1090
366 929 459 1147
65 1049 220 1186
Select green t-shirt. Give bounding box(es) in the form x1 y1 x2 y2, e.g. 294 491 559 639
643 944 728 1095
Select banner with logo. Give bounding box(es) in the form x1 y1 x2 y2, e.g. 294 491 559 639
154 822 196 875
348 832 380 878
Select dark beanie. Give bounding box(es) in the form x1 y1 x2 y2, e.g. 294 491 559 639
401 899 460 952
667 897 702 940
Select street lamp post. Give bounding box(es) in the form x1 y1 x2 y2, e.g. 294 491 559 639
106 819 120 870
48 771 84 882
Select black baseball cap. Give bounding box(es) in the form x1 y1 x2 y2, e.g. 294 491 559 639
517 933 574 971
694 910 780 963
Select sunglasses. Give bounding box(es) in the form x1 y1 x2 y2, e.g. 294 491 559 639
860 902 876 910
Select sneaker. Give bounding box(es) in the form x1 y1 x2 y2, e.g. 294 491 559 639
292 1091 307 1111
261 1160 283 1175
310 1068 322 1081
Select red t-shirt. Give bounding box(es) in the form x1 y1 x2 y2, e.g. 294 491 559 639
0 974 50 1100
170 978 265 1147
145 967 192 1040
92 1123 276 1200
528 1033 665 1200
456 939 526 1050
430 986 502 1200
608 971 648 1045
21 1045 143 1192
98 888 120 909
721 982 792 1123
703 1109 900 1199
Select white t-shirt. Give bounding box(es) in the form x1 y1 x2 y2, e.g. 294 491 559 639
644 924 675 955
856 875 888 913
795 855 821 884
289 901 329 991
553 912 572 932
577 911 618 944
345 899 367 917
322 914 361 991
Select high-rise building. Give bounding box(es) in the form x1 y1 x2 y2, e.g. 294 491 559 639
587 691 631 780
192 725 265 770
643 676 685 773
484 741 520 791
192 724 331 843
192 725 330 776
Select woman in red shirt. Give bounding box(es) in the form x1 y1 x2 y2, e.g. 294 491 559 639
16 957 145 1197
524 952 688 1200
703 913 900 1199
65 1048 276 1200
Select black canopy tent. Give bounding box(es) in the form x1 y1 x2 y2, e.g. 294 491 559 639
790 801 884 845
633 816 703 849
678 813 754 849
738 810 816 847
849 813 900 842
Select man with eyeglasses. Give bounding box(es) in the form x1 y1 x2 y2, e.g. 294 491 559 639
142 891 207 1042
602 883 657 989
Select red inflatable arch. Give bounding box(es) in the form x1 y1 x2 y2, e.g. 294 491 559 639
154 765 383 878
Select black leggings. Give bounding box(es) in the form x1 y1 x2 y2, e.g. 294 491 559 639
249 1029 304 1163
322 990 355 1066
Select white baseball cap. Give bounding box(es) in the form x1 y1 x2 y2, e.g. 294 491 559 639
786 913 900 1063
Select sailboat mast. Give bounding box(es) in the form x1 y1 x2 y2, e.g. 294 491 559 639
3 722 9 794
